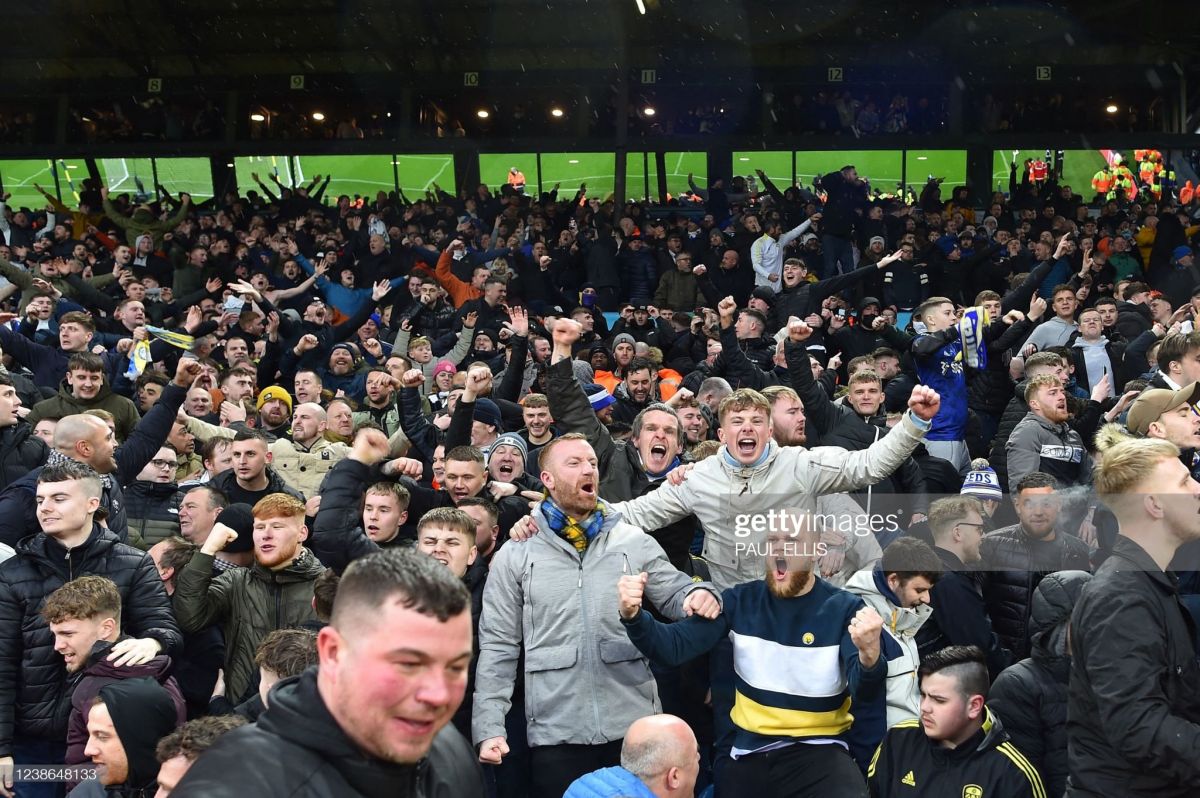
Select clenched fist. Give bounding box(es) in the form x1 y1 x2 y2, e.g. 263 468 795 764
848 606 884 667
618 572 648 619
907 385 941 422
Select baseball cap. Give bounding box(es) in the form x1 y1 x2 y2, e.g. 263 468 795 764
1127 382 1200 435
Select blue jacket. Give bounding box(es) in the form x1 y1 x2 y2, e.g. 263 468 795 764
912 328 967 441
564 766 657 798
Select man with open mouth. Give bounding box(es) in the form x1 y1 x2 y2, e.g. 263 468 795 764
473 432 722 798
620 513 887 797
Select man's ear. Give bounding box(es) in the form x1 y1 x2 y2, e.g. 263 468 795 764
264 450 273 464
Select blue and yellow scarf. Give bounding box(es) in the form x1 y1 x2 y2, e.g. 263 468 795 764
541 496 608 555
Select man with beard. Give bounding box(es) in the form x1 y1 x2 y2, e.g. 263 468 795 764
1066 436 1200 797
255 387 292 439
620 514 886 797
544 321 699 571
1005 376 1093 492
611 356 661 424
981 473 1091 662
173 493 325 705
475 434 720 798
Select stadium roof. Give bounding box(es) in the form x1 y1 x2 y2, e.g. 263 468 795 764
2 0 1194 85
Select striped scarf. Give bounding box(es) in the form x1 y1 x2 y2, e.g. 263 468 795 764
958 305 990 369
541 496 608 555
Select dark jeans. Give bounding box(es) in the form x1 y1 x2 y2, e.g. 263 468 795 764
487 692 532 798
820 234 856 279
709 636 737 787
716 743 867 798
530 740 622 798
12 738 67 798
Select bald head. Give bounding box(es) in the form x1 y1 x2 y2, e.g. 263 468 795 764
54 414 105 453
291 402 329 447
620 715 699 797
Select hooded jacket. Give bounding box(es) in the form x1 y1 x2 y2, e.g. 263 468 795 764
1066 536 1200 797
65 637 186 767
611 411 931 591
1004 412 1093 493
989 569 1091 798
867 708 1046 798
0 524 180 755
69 677 181 798
171 669 485 797
173 547 324 704
27 379 141 443
844 568 932 727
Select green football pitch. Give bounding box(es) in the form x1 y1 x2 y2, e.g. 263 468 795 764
0 148 1035 213
991 149 1110 198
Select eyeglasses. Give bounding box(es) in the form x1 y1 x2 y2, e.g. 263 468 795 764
150 459 175 470
955 521 985 531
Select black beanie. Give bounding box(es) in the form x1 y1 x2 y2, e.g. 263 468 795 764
217 503 256 553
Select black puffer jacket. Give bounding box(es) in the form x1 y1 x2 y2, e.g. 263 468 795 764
0 421 48 493
980 524 1091 661
124 480 182 551
0 524 181 754
172 669 485 798
989 569 1091 798
403 297 458 344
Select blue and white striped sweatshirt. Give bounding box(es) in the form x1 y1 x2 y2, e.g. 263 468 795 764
623 576 886 756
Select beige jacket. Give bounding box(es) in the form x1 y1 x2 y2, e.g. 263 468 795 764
185 417 350 498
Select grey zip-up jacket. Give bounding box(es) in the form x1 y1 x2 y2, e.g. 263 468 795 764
611 411 931 591
472 503 716 748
